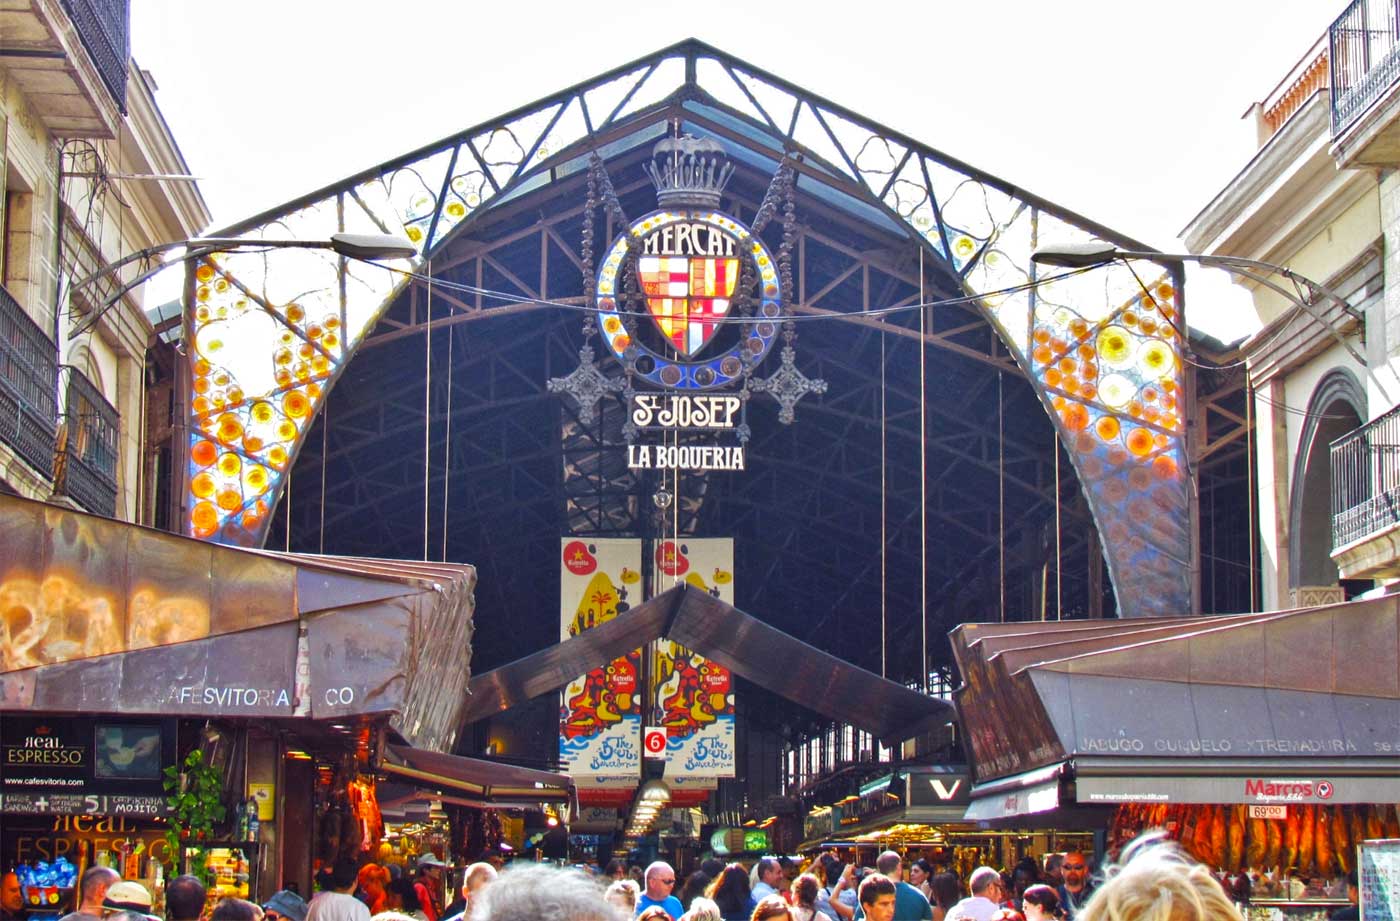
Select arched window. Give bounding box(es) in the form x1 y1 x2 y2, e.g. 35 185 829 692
1289 369 1366 593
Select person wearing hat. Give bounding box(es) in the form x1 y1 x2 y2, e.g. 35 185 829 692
412 856 446 921
264 892 310 921
100 882 160 921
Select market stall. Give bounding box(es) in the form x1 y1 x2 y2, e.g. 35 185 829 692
951 598 1400 920
0 493 490 904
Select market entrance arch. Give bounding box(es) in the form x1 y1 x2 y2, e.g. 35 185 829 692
178 40 1201 684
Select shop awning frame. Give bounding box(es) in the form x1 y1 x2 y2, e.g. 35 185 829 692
462 583 954 745
382 745 572 806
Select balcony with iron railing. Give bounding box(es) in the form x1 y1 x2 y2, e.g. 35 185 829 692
1330 0 1400 164
0 285 59 480
54 367 119 517
59 0 130 112
1331 403 1400 577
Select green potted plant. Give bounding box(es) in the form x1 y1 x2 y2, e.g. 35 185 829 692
163 749 227 883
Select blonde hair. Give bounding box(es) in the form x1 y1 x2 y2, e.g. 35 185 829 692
1079 836 1240 921
684 898 723 921
605 880 640 911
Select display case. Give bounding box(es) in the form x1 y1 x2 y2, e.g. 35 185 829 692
1244 900 1349 921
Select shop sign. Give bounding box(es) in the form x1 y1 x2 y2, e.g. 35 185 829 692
0 814 174 868
803 808 833 842
0 717 174 816
1076 775 1395 805
906 770 971 807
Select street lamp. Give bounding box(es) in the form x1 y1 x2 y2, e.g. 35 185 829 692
1030 242 1391 403
67 232 417 339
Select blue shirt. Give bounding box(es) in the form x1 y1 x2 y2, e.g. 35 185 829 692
637 894 684 920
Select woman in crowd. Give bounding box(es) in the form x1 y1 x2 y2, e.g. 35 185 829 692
605 880 640 915
789 875 832 921
930 873 961 921
1020 886 1063 921
684 899 723 921
640 906 674 921
1080 836 1242 921
752 896 792 921
907 861 935 902
707 864 757 921
679 872 714 911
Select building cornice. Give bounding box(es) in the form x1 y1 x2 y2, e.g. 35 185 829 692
1182 94 1374 264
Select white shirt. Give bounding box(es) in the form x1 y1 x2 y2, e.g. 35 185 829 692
945 896 1001 921
306 892 371 921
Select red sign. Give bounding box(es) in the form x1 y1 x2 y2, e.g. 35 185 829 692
562 540 597 575
1245 778 1334 801
656 541 689 577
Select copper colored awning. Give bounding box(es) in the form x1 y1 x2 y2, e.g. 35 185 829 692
0 495 475 752
950 597 1400 787
382 744 571 805
463 584 954 746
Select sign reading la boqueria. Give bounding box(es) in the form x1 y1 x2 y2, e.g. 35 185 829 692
626 393 745 471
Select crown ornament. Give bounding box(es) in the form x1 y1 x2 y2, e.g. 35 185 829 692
644 134 734 209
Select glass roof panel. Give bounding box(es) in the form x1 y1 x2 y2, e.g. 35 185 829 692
615 55 686 121
583 64 653 128
791 103 857 180
730 67 799 136
695 56 770 127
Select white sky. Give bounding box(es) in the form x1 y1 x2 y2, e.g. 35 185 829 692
130 0 1341 341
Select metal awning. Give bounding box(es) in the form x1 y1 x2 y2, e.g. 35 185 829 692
0 494 475 751
950 596 1400 790
462 583 954 745
381 745 571 806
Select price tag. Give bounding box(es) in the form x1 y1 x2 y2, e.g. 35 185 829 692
1248 805 1287 820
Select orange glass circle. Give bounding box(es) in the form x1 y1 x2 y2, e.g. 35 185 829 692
1126 428 1154 457
191 440 218 467
191 472 215 499
1096 416 1120 442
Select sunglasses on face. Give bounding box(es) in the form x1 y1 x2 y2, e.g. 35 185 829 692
1063 865 1086 872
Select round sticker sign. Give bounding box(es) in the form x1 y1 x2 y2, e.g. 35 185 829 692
643 726 668 758
1315 781 1334 799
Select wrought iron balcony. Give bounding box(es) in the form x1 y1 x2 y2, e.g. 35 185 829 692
1331 0 1400 135
59 0 130 112
54 367 119 517
1331 403 1400 550
0 285 58 479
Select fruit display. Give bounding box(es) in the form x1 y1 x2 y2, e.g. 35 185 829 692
1109 802 1400 876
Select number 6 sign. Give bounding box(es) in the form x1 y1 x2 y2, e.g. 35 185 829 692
643 726 668 759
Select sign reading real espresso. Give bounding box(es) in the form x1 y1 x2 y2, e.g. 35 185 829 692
0 717 175 816
627 394 745 472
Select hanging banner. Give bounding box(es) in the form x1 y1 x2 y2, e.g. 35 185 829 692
648 538 736 778
559 539 643 791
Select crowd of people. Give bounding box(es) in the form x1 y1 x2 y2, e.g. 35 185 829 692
9 834 1363 921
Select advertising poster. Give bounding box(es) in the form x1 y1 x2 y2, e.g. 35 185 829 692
559 538 643 792
0 716 176 817
649 538 736 778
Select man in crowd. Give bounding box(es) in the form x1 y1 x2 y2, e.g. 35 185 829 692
58 867 119 921
306 860 369 921
1055 851 1096 920
2 872 25 921
442 863 497 921
945 867 1004 921
637 862 682 920
165 877 206 921
750 858 783 902
857 876 897 921
853 853 931 921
